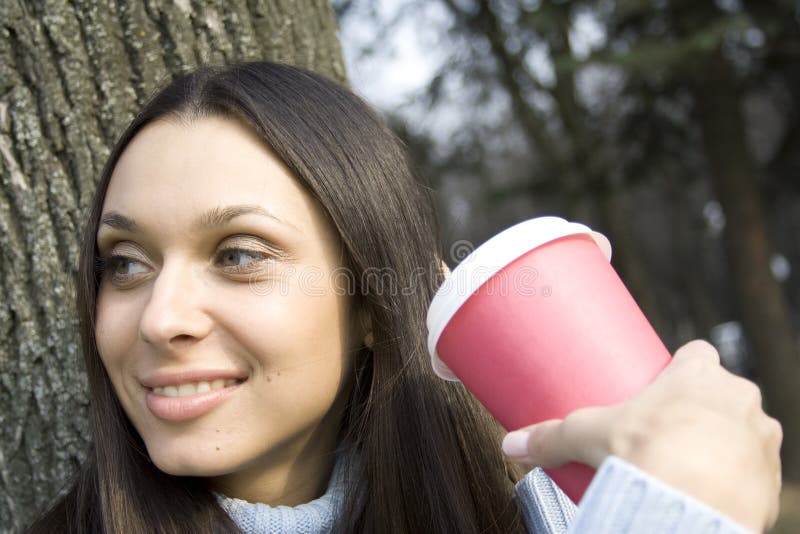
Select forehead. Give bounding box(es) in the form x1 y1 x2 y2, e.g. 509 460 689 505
102 116 318 234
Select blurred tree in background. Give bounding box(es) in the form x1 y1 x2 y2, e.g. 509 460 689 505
338 0 800 482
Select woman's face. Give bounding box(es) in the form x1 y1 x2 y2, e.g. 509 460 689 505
95 116 361 490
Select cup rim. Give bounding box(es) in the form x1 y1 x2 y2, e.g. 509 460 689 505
427 216 612 381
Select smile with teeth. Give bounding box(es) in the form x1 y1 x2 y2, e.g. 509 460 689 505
151 379 240 397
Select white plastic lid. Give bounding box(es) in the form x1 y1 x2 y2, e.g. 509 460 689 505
427 216 612 381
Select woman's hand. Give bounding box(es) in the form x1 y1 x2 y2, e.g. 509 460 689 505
501 340 783 533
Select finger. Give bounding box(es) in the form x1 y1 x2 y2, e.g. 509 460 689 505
764 416 784 453
765 467 782 530
670 339 720 367
762 464 782 531
728 375 764 416
759 415 783 480
502 406 618 469
757 416 783 530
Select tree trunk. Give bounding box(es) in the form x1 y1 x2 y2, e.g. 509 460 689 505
0 1 346 530
597 186 673 349
691 50 800 482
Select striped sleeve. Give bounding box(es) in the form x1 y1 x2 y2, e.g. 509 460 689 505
515 456 756 534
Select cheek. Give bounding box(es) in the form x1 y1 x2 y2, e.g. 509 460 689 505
94 292 116 365
225 277 355 358
94 289 141 373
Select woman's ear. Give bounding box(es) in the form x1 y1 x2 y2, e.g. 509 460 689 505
363 330 374 350
358 306 374 349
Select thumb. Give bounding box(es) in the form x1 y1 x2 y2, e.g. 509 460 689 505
501 406 617 468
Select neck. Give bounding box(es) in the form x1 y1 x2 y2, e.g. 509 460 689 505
209 391 349 506
213 445 335 506
216 443 352 534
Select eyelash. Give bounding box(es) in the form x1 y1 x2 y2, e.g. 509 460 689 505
97 246 278 286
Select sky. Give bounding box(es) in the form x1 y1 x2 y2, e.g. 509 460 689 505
338 0 607 110
338 0 450 109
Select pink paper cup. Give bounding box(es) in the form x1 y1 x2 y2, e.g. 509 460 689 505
426 217 671 503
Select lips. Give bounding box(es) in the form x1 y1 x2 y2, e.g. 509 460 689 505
141 369 248 389
152 378 239 397
141 370 248 422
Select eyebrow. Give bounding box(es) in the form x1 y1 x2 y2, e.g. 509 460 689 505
99 204 301 234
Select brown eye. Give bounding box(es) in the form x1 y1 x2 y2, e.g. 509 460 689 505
100 255 151 286
112 257 148 275
214 248 272 273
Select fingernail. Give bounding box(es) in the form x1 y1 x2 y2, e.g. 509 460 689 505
502 430 530 458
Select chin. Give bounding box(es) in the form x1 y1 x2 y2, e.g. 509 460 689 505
150 454 234 478
145 441 238 478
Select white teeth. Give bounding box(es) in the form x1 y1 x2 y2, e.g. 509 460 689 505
211 379 225 390
178 383 197 396
152 379 239 397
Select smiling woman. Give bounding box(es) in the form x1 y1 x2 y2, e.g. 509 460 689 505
27 62 526 534
94 116 359 504
27 61 781 534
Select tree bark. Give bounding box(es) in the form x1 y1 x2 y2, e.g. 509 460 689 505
0 1 346 530
691 50 800 482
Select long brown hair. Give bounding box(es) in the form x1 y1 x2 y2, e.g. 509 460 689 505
30 61 527 533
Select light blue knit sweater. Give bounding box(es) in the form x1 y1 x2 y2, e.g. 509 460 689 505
218 453 754 533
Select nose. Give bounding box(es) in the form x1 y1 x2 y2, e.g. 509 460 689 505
139 261 213 351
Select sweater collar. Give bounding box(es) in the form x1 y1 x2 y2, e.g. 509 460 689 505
216 448 349 534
